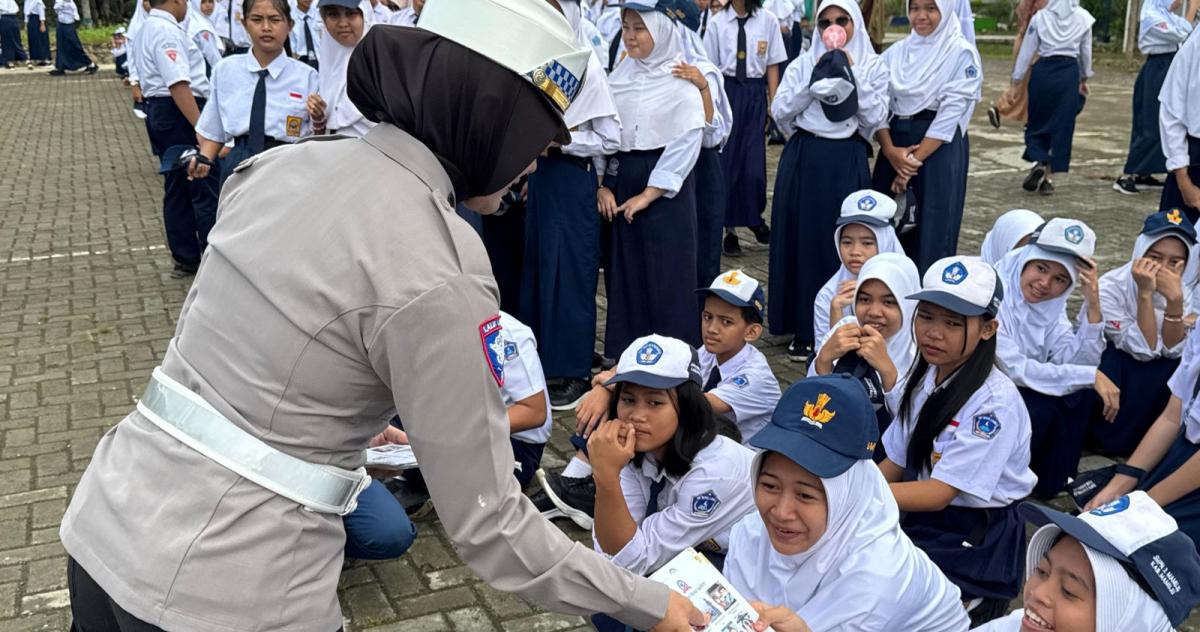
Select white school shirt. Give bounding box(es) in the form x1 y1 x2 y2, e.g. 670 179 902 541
678 25 734 150
212 0 250 47
771 52 890 140
561 29 621 161
1012 15 1094 81
883 366 1038 508
697 344 781 442
593 435 756 576
371 3 391 25
389 6 417 26
1168 326 1200 443
187 16 223 71
0 0 18 15
996 314 1104 395
196 52 319 144
1159 29 1200 172
1138 0 1193 54
703 8 788 78
497 312 553 446
53 0 78 24
25 0 45 19
134 9 210 99
1098 257 1193 362
584 1 620 42
289 3 322 59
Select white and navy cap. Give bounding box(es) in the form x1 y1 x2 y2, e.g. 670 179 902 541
696 269 766 321
809 49 858 123
836 190 897 228
605 334 703 390
1021 492 1200 627
908 256 1003 318
418 0 590 114
1030 217 1096 261
113 26 127 36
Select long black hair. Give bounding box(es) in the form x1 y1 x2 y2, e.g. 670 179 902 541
899 312 997 474
724 0 762 15
243 0 294 24
608 381 719 477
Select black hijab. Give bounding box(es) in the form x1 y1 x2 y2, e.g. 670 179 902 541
347 26 570 199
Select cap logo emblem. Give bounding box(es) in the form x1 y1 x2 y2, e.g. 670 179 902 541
636 342 663 366
972 413 1001 440
857 195 877 212
1168 209 1184 225
526 60 581 114
866 441 876 452
1089 496 1130 516
802 393 836 428
1064 225 1084 245
942 262 968 285
722 270 742 286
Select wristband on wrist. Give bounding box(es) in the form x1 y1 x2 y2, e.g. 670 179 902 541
1114 463 1146 485
194 153 215 167
1165 313 1184 323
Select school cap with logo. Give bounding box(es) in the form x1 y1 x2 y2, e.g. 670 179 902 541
836 189 897 228
1030 217 1096 260
908 255 1004 318
620 0 696 26
1021 491 1200 626
809 49 858 123
418 0 590 115
1142 209 1198 246
696 269 766 321
317 0 364 10
605 334 703 390
749 374 877 478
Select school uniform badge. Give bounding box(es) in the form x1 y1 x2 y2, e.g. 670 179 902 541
972 413 1001 440
692 490 721 517
757 40 767 56
965 65 978 79
857 195 877 212
731 375 750 388
637 341 663 365
479 316 505 386
802 393 836 428
503 339 519 362
286 116 302 137
1168 209 1184 225
942 262 968 285
1089 495 1130 516
1065 225 1085 244
164 48 178 63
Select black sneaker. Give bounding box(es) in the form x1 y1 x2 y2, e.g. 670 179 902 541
536 468 595 530
48 68 65 76
1112 176 1139 195
987 105 1000 129
787 338 811 363
1134 175 1166 188
723 232 742 257
750 224 770 245
549 378 591 411
1038 179 1055 196
1022 164 1046 192
599 356 617 370
170 262 199 279
591 352 604 370
386 476 434 518
85 64 99 75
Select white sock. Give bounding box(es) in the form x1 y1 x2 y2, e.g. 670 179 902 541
562 457 593 478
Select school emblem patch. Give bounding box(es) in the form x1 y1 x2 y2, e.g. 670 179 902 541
164 48 178 63
692 490 721 517
285 116 302 137
723 270 742 286
637 341 663 365
1064 224 1085 244
503 339 519 362
965 65 978 79
731 375 750 388
479 315 505 387
1168 209 1184 225
857 195 877 212
1090 496 1130 516
942 262 968 285
757 40 767 56
972 413 1001 440
802 393 836 428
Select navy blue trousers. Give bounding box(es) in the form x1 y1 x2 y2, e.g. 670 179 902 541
903 503 1025 601
603 149 699 357
1087 344 1179 456
521 154 600 380
1024 55 1083 173
720 76 768 228
1143 431 1200 550
1021 387 1095 499
27 15 50 61
694 147 726 292
771 131 870 340
1161 135 1200 225
114 52 128 78
1124 52 1174 176
871 114 967 274
54 22 92 70
0 14 26 63
144 97 219 267
481 201 525 316
343 479 417 560
511 439 546 488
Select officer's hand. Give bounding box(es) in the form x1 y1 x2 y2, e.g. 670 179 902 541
369 425 409 447
748 602 811 632
649 591 710 632
186 156 210 182
575 386 612 438
586 420 636 478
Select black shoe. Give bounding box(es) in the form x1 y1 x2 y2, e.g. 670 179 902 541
1038 179 1055 196
1134 174 1166 188
787 338 812 363
48 68 65 76
723 232 742 257
550 378 591 411
536 468 595 530
170 262 199 279
599 356 617 370
85 64 99 75
1022 164 1046 192
987 106 1000 129
750 224 770 245
1112 176 1139 195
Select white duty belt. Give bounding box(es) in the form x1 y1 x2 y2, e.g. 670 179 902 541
137 367 372 515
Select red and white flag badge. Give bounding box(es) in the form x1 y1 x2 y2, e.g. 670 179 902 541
164 48 178 62
479 315 505 387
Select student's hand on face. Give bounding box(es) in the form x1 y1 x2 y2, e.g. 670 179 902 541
1076 257 1100 303
1094 370 1120 422
574 386 612 438
586 419 636 477
747 602 812 632
671 61 707 90
617 193 651 223
1132 258 1160 296
597 186 618 220
186 156 210 182
856 324 891 370
829 279 857 317
1155 263 1184 304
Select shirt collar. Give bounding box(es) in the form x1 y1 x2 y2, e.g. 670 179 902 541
149 7 182 26
639 454 674 484
244 49 288 78
716 343 753 374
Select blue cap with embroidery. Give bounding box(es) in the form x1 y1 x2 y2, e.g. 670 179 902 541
809 49 858 123
606 334 703 389
750 374 877 478
696 269 766 321
1142 209 1198 246
620 0 697 26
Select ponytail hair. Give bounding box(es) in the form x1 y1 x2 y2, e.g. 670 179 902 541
609 381 719 477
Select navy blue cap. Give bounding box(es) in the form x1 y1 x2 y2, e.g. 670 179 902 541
158 145 198 175
318 0 363 10
809 49 857 123
619 0 691 24
750 374 877 478
695 270 766 321
1142 209 1198 246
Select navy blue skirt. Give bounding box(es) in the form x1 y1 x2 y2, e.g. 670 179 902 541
770 131 870 340
720 76 768 228
694 147 726 292
1021 387 1095 499
903 503 1026 600
27 15 51 61
870 113 967 274
1124 53 1175 176
0 14 26 64
1160 135 1200 225
1143 430 1200 550
54 22 92 71
521 153 600 380
480 200 525 316
603 149 699 357
1087 344 1179 456
1024 55 1082 173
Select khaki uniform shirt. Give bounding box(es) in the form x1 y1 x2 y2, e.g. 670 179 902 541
60 124 670 631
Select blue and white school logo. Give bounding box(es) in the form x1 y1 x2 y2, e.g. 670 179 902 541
637 342 663 366
1090 496 1131 516
731 375 750 388
692 490 721 517
857 195 877 212
1065 225 1085 245
942 262 969 285
592 35 602 46
965 65 978 79
503 340 519 362
479 316 505 386
972 413 1001 440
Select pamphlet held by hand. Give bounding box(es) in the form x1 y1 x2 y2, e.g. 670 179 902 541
364 444 418 470
648 548 772 632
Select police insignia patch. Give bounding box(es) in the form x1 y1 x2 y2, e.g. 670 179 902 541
972 413 1001 440
731 375 750 388
692 490 721 517
479 316 505 386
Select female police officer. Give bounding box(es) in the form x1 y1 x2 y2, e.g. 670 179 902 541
59 1 704 630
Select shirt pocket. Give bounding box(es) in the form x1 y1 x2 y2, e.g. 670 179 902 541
283 90 308 137
930 421 959 467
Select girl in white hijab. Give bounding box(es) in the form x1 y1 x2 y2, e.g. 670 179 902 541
600 7 706 360
767 0 890 364
872 0 981 273
1158 20 1200 223
726 375 969 632
979 208 1044 265
308 0 374 137
184 1 223 71
993 218 1107 499
1011 0 1094 194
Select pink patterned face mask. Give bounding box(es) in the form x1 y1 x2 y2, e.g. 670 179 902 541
821 24 847 50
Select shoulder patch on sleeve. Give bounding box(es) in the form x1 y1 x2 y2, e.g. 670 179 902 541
972 413 1001 440
965 64 978 79
479 315 505 387
502 338 519 362
691 489 721 517
730 374 750 388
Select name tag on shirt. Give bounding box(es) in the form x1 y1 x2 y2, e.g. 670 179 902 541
286 116 302 137
757 40 767 56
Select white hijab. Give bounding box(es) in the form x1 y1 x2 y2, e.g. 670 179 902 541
557 1 620 131
317 0 375 134
980 209 1045 265
1105 230 1199 325
127 0 149 39
883 0 976 115
996 244 1080 359
185 4 220 45
726 457 961 629
1033 0 1095 48
854 253 921 376
804 0 877 70
817 220 908 323
608 10 705 151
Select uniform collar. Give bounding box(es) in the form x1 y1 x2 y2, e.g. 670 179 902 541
149 7 182 26
244 49 288 79
359 123 457 206
716 343 753 373
639 454 674 484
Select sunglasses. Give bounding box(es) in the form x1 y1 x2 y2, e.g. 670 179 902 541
818 15 851 29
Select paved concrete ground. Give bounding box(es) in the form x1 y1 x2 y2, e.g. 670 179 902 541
0 55 1189 630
